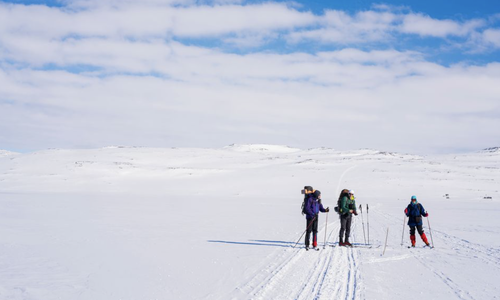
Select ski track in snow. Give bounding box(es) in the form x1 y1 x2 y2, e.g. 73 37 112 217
234 165 363 300
434 229 500 269
235 221 362 300
373 208 497 300
412 254 476 300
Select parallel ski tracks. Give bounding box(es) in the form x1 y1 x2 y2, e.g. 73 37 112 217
413 254 477 300
375 208 491 300
435 229 500 269
239 221 361 300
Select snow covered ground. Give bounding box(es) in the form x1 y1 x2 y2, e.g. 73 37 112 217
0 145 499 300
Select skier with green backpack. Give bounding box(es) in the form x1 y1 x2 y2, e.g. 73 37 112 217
337 189 358 247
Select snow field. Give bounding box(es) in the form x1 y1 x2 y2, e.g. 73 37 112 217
0 145 499 299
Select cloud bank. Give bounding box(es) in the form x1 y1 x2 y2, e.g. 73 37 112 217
0 1 499 154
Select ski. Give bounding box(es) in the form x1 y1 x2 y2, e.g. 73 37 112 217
332 245 373 249
353 245 373 248
306 247 320 251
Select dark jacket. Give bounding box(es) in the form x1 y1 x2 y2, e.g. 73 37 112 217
304 194 327 220
405 201 427 226
339 195 356 215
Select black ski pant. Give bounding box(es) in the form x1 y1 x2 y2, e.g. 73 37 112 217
339 213 352 242
409 225 424 235
305 216 318 247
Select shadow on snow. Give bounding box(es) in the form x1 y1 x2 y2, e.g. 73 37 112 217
207 240 294 248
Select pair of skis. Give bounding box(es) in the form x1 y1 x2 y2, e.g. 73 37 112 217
401 215 435 248
306 246 320 251
408 245 434 249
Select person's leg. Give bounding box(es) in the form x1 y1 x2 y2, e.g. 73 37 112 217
345 214 352 245
305 218 313 248
312 217 319 247
409 226 416 246
417 225 430 245
339 215 347 245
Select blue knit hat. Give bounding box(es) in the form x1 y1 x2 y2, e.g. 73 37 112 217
411 195 417 200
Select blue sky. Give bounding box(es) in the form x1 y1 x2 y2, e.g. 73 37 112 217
0 0 499 154
304 0 496 17
2 0 497 16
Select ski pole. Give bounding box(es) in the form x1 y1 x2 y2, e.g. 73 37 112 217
367 204 370 244
293 216 317 248
359 204 367 244
427 215 435 248
382 227 389 256
401 215 407 246
323 212 329 249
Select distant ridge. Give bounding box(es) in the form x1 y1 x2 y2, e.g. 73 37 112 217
481 147 500 153
224 144 300 153
0 150 19 157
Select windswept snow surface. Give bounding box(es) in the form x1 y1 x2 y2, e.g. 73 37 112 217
0 145 499 300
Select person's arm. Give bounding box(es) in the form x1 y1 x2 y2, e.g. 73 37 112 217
352 200 358 215
420 204 428 217
319 201 328 213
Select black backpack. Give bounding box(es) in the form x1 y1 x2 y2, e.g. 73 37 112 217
301 195 308 215
334 197 341 214
301 186 314 215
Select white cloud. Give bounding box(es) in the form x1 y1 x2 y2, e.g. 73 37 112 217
0 2 494 48
288 10 398 44
171 3 316 36
61 0 195 9
482 28 500 48
0 2 316 40
287 9 491 49
399 13 485 37
222 32 278 48
2 45 500 152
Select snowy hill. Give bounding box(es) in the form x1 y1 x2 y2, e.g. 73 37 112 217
0 145 499 299
0 150 19 157
481 146 500 153
224 143 301 153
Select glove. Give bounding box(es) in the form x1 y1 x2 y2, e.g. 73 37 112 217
325 207 330 212
353 210 358 216
424 212 429 217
